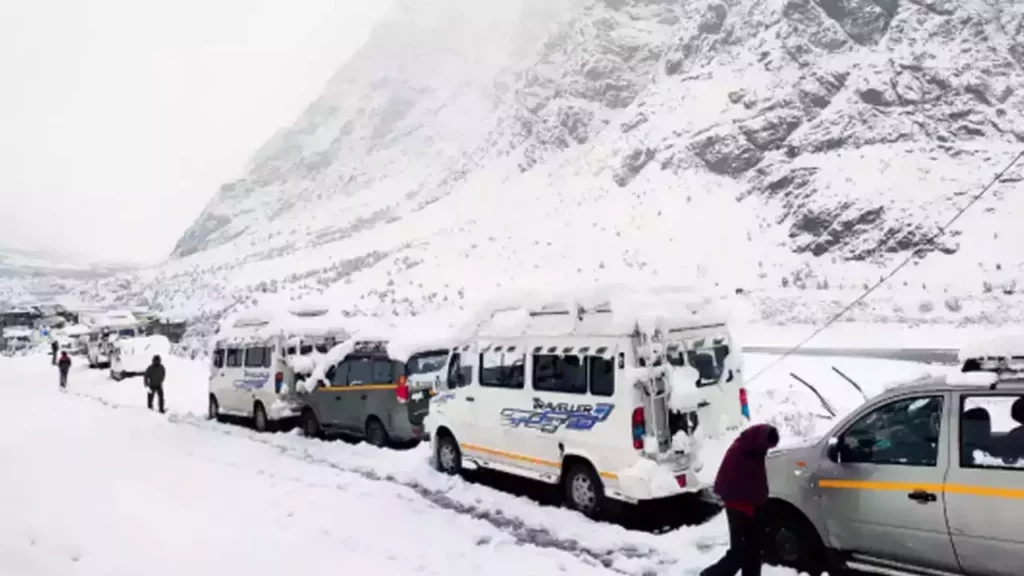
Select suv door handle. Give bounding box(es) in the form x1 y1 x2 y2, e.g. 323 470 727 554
907 490 937 503
465 396 475 402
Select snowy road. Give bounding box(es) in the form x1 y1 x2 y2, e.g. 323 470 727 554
1 352 953 576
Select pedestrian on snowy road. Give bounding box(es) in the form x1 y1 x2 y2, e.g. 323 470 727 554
143 354 166 413
700 423 780 576
50 340 59 365
57 351 71 389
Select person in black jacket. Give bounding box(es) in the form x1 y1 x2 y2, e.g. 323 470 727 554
57 351 71 389
51 340 59 365
143 355 166 413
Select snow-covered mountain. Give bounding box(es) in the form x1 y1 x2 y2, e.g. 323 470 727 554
79 0 1024 331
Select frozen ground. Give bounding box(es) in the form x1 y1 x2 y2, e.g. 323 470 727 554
0 350 954 576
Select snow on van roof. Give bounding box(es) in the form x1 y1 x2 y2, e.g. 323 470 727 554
463 284 729 339
957 334 1024 363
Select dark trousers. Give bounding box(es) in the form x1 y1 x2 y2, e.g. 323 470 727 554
59 372 68 389
702 507 763 576
147 385 165 413
51 352 57 365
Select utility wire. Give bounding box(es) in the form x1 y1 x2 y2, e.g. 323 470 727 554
747 148 1024 385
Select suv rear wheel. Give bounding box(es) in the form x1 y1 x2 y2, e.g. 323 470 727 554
301 409 321 438
365 417 388 447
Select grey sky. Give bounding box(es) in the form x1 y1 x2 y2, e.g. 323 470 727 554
0 0 391 265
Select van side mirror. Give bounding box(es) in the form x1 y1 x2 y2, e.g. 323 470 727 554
826 437 841 463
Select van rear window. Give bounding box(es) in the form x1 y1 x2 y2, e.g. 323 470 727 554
244 347 271 368
212 349 224 368
225 348 242 368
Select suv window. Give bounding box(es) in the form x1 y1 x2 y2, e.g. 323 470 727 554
839 395 944 467
329 362 349 387
347 358 374 385
372 359 395 383
960 394 1024 470
479 348 524 389
212 349 224 368
533 354 587 394
225 348 242 368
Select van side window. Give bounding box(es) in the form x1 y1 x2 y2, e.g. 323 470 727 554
588 356 614 397
447 352 464 389
839 395 944 467
300 344 313 355
479 349 524 389
532 354 586 394
347 358 374 385
225 348 242 368
244 347 267 368
960 394 1024 470
212 349 224 368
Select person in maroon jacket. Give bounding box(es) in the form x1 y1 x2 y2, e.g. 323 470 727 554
701 423 780 576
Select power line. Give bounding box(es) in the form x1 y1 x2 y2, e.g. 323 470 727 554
747 148 1024 385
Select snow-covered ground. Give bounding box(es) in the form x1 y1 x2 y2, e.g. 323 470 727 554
1 349 953 576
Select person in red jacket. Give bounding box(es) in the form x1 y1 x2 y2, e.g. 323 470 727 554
57 351 72 390
701 423 780 576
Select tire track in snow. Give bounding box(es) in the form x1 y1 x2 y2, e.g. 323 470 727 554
65 390 685 576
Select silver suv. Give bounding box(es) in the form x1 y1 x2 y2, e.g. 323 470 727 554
762 372 1024 576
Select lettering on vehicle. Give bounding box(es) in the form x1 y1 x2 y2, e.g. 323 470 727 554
432 392 457 405
233 370 270 390
500 398 615 433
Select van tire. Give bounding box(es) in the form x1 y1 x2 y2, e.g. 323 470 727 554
762 501 830 575
365 417 388 448
435 432 462 475
301 409 321 439
563 460 604 519
208 395 221 422
253 402 270 433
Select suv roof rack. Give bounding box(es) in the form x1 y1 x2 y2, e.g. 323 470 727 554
959 355 1024 389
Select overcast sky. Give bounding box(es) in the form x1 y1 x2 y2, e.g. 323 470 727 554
0 0 391 265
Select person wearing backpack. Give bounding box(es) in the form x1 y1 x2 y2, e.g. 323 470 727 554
143 354 166 413
57 351 71 389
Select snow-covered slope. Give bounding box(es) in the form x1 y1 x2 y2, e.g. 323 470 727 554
79 0 1024 330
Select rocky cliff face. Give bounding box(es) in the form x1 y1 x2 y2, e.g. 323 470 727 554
146 0 1024 326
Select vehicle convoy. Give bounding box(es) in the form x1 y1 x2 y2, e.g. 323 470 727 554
207 307 351 432
762 339 1024 576
298 340 434 447
109 335 171 381
424 294 750 518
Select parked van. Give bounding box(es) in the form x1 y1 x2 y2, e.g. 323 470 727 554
109 335 171 381
86 311 144 368
424 295 745 518
208 307 350 432
298 340 434 446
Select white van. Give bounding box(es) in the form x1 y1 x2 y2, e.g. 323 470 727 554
207 308 350 432
86 323 144 368
109 335 171 381
424 297 747 518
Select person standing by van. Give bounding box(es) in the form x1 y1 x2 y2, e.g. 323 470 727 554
57 351 71 389
50 339 59 365
143 354 166 413
701 423 780 576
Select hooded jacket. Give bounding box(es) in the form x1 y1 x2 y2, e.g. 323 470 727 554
713 423 780 509
57 353 71 374
144 357 166 388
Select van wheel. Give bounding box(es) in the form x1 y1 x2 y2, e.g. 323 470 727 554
435 433 462 475
762 505 830 575
563 461 604 519
365 417 388 448
253 403 270 433
208 396 221 422
301 409 321 439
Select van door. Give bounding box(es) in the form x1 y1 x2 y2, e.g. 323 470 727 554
222 347 245 413
945 391 1024 576
472 345 530 470
812 393 960 573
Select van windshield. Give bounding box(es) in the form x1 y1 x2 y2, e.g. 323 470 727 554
406 351 449 375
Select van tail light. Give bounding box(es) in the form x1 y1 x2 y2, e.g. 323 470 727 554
396 374 409 404
274 371 284 394
632 406 645 450
739 387 750 419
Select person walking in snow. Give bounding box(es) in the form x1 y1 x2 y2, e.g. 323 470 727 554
50 339 59 365
143 354 166 413
57 351 71 389
700 423 780 576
